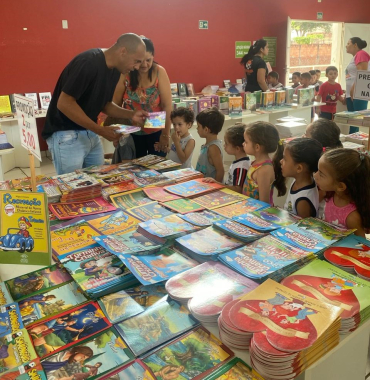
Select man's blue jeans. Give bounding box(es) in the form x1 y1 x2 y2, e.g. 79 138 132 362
47 130 104 175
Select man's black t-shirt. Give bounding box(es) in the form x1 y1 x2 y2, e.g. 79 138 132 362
42 49 120 140
244 56 268 93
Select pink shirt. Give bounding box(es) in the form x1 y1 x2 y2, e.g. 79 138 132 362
323 197 357 228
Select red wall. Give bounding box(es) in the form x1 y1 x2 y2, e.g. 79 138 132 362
0 0 369 95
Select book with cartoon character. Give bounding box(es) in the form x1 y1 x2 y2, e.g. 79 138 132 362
0 282 13 307
101 182 139 201
0 191 51 266
2 359 47 380
98 284 167 324
203 357 260 380
161 199 205 214
213 219 265 242
98 360 155 380
110 189 153 210
143 187 181 202
164 179 224 198
40 328 134 380
177 210 225 227
115 296 199 356
126 202 174 222
213 198 269 218
147 160 182 173
132 155 167 167
143 111 166 129
161 168 204 183
192 188 249 210
117 246 198 286
0 302 24 338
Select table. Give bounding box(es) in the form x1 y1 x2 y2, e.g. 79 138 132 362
0 147 15 180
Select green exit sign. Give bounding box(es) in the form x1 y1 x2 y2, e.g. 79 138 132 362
199 20 208 29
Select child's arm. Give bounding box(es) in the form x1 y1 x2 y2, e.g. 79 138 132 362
316 94 322 103
171 132 195 163
346 210 366 238
296 200 314 219
254 165 274 204
208 145 224 183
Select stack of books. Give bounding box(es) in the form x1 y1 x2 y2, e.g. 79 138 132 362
334 110 370 127
345 131 369 146
213 219 265 242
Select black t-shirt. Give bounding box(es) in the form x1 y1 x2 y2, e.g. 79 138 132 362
244 56 268 93
42 49 120 139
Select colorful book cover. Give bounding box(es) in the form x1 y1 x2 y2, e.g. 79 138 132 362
98 360 155 380
126 202 174 221
48 198 116 220
275 90 286 107
0 302 24 337
0 95 12 113
132 155 166 167
144 112 166 129
5 265 72 301
261 92 274 108
219 96 229 115
53 172 101 192
0 282 13 306
164 179 223 198
0 191 51 266
0 328 37 375
98 174 135 187
161 198 205 214
118 246 198 286
213 198 269 218
115 297 199 356
298 88 314 106
58 243 108 264
27 302 111 359
101 182 139 201
229 96 243 117
178 210 225 227
94 231 162 255
233 206 299 231
213 219 264 242
163 168 204 182
85 210 140 235
148 160 182 172
111 124 141 134
141 326 234 380
51 220 100 262
1 360 47 380
285 87 294 105
228 279 342 352
110 189 152 210
143 187 181 202
192 188 248 210
203 357 258 380
40 328 134 380
198 98 212 112
245 92 257 111
18 282 88 327
98 284 167 324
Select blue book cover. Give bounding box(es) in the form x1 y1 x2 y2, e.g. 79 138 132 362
0 302 23 337
126 201 174 222
164 179 223 198
212 219 264 242
213 198 269 218
178 210 225 226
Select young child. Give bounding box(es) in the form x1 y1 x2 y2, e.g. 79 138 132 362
315 69 323 86
314 148 370 237
316 66 345 120
167 107 195 168
305 119 343 149
195 107 225 182
291 72 301 89
294 72 311 95
203 124 250 193
242 121 286 204
281 138 323 218
267 71 284 90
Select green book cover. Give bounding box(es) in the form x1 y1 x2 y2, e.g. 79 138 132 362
245 92 257 111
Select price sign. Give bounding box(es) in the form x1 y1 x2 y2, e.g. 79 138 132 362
354 70 370 101
14 94 42 161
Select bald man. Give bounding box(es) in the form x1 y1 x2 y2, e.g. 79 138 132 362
42 33 147 174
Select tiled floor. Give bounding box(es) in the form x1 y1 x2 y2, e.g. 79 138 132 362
4 155 56 180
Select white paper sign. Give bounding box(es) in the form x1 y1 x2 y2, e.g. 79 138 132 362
39 92 52 109
14 94 42 161
354 70 370 101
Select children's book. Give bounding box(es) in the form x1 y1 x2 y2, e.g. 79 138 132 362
261 92 274 108
275 90 286 107
98 360 155 380
48 198 115 220
0 191 51 266
164 179 224 198
27 302 111 359
58 243 107 264
126 201 174 221
132 155 167 167
0 282 13 306
115 297 199 356
245 92 258 111
229 96 243 117
1 359 47 380
110 189 152 210
213 219 264 242
233 206 299 231
110 124 141 134
177 210 225 227
101 182 139 201
94 231 162 256
219 96 229 115
133 174 173 188
0 302 24 337
285 87 294 105
40 327 134 380
144 112 166 129
147 160 182 172
141 326 234 380
213 198 269 218
84 210 140 235
117 246 198 286
161 198 205 214
98 283 167 324
5 264 72 301
198 98 212 112
0 95 12 113
192 188 248 210
143 187 181 202
298 87 314 106
203 357 259 380
162 168 204 183
19 282 88 327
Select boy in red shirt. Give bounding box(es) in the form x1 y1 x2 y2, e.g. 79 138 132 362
317 66 345 120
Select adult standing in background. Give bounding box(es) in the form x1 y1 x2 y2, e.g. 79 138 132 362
42 33 147 175
112 37 172 158
345 37 370 133
241 39 269 93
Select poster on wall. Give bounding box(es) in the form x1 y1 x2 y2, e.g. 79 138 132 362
263 37 277 67
235 41 251 59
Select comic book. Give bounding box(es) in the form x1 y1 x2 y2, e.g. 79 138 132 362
233 207 299 231
143 111 166 129
126 201 174 221
161 198 205 214
143 187 181 202
163 179 224 198
5 264 72 301
115 296 199 356
192 188 249 210
0 191 51 266
19 282 88 327
0 302 24 337
213 198 269 218
84 210 140 235
27 302 111 359
117 246 198 286
141 326 234 380
212 219 265 242
98 360 155 380
101 182 139 201
94 231 162 256
2 360 47 380
48 198 116 220
0 282 13 306
40 328 135 380
177 210 225 227
110 189 152 210
219 235 314 282
98 284 167 324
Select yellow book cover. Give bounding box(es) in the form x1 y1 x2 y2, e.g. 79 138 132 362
0 95 12 114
